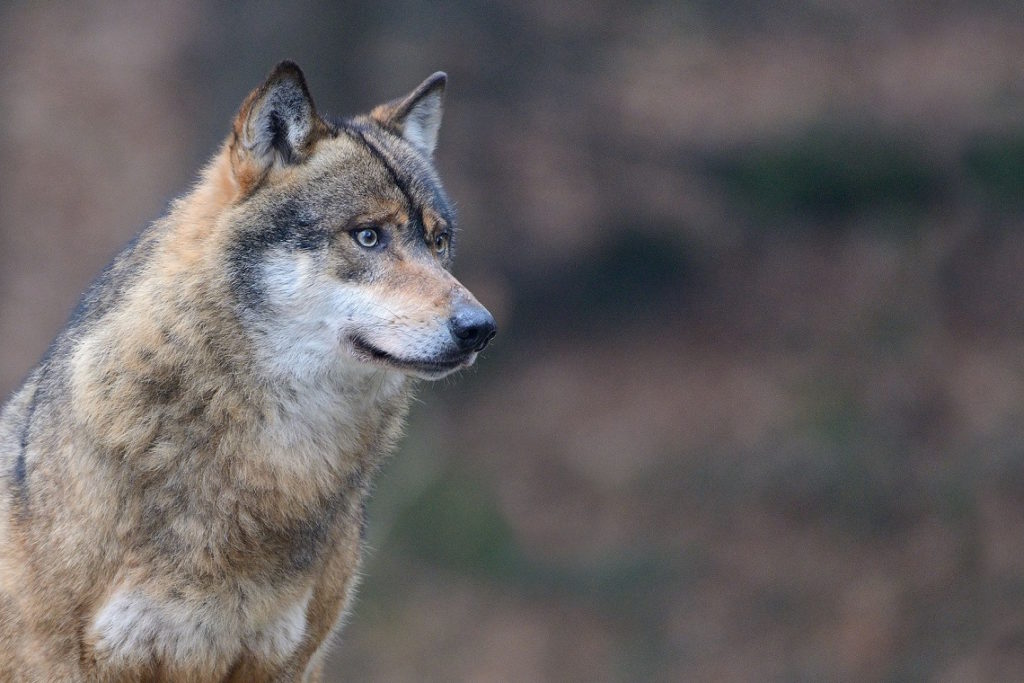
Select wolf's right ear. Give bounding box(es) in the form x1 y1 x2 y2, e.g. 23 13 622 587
370 72 447 157
230 61 328 194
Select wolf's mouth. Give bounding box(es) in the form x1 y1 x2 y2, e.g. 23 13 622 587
348 336 471 377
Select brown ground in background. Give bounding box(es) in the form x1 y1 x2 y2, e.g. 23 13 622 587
2 2 1023 680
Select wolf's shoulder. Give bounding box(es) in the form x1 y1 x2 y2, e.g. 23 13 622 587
0 370 41 498
0 220 165 423
65 222 165 335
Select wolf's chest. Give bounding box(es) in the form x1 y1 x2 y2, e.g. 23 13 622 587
87 582 313 672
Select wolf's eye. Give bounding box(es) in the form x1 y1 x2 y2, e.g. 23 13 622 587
433 232 449 255
354 228 379 248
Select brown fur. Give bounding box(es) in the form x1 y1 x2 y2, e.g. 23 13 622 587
0 62 493 681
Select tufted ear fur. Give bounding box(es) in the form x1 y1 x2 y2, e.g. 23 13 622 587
230 61 329 193
370 72 447 157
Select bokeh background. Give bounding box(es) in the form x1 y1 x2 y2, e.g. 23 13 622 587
2 1 1024 679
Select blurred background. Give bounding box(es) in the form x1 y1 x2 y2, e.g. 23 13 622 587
2 1 1023 679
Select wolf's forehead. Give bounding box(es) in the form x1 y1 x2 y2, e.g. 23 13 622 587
318 122 454 225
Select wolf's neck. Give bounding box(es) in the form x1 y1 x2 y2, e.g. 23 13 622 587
251 355 412 480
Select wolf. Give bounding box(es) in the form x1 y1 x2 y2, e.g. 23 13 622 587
0 61 495 681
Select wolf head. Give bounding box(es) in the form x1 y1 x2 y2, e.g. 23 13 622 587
219 61 495 382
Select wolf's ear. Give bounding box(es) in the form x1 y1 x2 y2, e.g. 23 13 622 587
371 72 447 157
230 61 327 192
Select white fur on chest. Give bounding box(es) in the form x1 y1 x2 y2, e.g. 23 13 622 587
89 586 313 669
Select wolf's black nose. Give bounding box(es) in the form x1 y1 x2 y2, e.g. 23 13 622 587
450 305 497 353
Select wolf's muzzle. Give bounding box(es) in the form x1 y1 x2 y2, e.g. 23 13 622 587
449 303 497 353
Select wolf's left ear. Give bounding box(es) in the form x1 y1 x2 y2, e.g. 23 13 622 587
230 61 328 192
371 72 447 157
